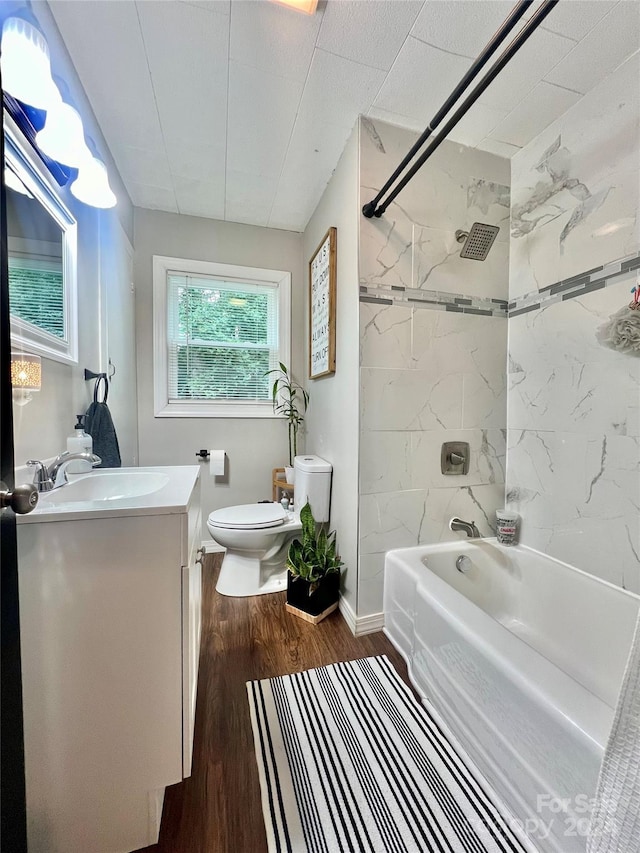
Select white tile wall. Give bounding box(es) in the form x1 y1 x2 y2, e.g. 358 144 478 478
506 57 640 591
358 118 510 615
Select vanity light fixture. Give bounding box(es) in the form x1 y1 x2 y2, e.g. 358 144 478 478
35 93 89 168
10 352 42 406
1 16 57 110
2 12 116 209
70 156 117 209
272 0 318 14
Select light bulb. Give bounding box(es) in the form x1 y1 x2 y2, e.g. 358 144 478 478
36 95 90 168
70 158 117 209
1 17 57 109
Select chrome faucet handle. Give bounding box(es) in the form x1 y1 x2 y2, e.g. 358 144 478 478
26 460 54 492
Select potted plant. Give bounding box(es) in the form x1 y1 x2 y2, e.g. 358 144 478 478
266 362 309 483
285 501 343 624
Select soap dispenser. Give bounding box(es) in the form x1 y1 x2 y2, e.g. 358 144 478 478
66 415 93 473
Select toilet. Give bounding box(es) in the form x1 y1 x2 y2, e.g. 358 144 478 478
207 454 332 597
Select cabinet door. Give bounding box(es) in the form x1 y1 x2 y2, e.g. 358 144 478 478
182 556 202 777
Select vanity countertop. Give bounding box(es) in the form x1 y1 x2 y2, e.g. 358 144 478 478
17 465 201 524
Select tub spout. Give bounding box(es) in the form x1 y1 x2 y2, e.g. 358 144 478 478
449 517 481 538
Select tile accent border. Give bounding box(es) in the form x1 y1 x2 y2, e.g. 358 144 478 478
359 251 640 319
508 250 640 316
359 283 509 318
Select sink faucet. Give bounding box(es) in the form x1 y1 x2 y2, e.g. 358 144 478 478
449 517 481 538
37 451 102 489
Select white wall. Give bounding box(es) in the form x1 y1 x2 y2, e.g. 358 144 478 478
8 1 136 470
133 208 304 538
303 126 360 612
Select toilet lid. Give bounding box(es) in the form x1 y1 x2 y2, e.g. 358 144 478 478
207 503 287 530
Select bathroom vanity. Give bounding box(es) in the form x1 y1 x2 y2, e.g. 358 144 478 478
16 466 202 853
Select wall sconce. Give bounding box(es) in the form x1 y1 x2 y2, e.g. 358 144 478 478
11 352 42 406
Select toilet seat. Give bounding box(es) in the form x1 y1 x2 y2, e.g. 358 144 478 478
207 502 287 531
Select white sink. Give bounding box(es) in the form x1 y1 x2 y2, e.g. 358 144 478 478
18 466 200 523
41 471 170 505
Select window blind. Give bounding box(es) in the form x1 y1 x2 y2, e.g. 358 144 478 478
9 255 65 339
167 273 280 402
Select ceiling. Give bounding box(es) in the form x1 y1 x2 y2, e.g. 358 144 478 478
48 0 639 232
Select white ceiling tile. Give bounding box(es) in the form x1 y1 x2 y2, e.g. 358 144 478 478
446 102 509 148
488 81 582 147
411 0 518 58
227 61 303 177
299 48 387 128
179 0 231 13
269 116 354 231
128 182 178 213
317 0 423 72
477 25 578 111
173 174 226 220
477 138 522 159
374 37 472 126
164 140 226 183
366 105 424 134
114 145 174 190
541 1 619 41
225 170 279 227
49 1 164 150
137 1 229 150
544 2 640 94
229 0 322 81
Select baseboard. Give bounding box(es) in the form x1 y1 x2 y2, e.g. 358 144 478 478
338 597 385 637
354 612 385 636
201 540 225 554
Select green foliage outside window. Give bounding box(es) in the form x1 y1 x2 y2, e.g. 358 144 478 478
175 284 273 400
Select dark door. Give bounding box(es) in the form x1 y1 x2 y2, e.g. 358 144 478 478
1 100 28 852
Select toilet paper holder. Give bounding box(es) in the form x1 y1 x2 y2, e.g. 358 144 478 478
195 449 210 460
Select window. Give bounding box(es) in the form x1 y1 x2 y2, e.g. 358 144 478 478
153 256 291 417
5 115 78 364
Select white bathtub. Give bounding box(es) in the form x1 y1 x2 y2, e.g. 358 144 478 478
383 539 639 853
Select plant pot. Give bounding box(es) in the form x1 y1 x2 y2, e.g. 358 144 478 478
284 466 295 484
285 570 340 624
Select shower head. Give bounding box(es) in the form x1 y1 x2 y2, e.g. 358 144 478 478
455 222 499 261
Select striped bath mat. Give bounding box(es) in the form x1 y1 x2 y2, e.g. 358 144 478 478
247 655 529 853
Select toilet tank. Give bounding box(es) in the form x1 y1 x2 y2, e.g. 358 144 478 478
293 455 332 522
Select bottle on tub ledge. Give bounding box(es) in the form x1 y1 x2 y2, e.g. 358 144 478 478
495 508 519 545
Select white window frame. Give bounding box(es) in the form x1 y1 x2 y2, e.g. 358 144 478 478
5 113 78 365
153 255 291 418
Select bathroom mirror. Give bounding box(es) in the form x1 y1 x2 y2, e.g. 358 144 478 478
5 112 78 364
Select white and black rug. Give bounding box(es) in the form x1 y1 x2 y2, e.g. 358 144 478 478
247 655 530 853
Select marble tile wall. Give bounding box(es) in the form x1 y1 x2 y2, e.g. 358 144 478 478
506 53 640 592
358 118 510 615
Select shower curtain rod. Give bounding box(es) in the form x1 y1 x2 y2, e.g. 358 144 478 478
362 0 559 219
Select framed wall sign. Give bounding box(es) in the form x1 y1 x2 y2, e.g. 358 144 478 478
309 226 336 379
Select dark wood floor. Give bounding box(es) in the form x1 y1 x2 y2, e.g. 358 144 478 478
135 555 411 853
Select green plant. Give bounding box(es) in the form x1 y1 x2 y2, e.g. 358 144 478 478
286 502 343 595
265 362 309 466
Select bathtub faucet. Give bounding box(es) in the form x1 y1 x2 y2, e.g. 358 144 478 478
449 517 481 538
